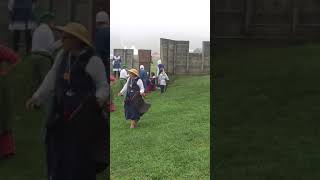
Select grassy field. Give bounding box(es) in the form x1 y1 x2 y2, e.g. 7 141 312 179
213 44 320 179
0 58 210 179
110 75 210 179
0 59 108 180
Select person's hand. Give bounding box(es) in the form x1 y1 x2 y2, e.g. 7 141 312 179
25 97 40 110
118 92 123 96
96 98 105 108
140 92 146 97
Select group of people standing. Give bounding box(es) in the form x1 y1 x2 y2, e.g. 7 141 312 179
1 1 111 179
112 59 169 129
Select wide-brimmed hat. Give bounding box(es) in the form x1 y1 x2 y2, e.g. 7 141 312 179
128 68 139 77
55 22 92 47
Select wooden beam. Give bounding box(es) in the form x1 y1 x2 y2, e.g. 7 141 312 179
244 0 252 34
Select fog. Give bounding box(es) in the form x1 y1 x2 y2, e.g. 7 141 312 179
110 0 210 53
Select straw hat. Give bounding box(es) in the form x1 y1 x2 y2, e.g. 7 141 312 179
128 69 139 77
55 22 92 47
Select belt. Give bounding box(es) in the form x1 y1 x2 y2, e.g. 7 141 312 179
31 51 53 60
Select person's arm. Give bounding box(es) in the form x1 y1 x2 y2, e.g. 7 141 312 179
119 78 129 95
85 56 109 106
46 28 55 53
8 0 14 12
137 79 145 94
8 0 14 20
32 50 64 104
49 40 62 55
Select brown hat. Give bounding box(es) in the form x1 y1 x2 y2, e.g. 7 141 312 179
128 68 139 77
55 22 93 47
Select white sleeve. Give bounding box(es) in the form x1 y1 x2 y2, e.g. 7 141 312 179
48 40 62 54
32 50 64 104
46 30 55 52
120 78 129 94
137 79 145 93
85 56 109 102
8 0 14 11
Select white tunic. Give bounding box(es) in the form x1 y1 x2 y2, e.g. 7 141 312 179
31 24 55 54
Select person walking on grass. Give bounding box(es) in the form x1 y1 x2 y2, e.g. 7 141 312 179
112 55 121 79
156 59 164 76
25 22 109 180
158 69 169 94
146 72 156 92
118 68 150 129
139 64 147 89
119 64 129 90
0 44 20 158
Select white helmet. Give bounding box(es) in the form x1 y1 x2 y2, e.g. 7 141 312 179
96 11 109 24
157 59 162 65
140 65 144 69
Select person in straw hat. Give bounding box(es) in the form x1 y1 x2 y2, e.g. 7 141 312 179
118 68 150 128
25 22 109 180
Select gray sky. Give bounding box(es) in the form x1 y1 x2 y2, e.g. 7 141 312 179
110 0 210 53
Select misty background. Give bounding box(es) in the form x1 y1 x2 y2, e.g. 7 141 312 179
110 0 210 54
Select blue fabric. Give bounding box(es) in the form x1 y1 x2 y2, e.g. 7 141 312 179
113 59 121 69
55 50 96 120
12 0 35 22
94 27 109 60
47 49 98 179
139 69 147 88
158 64 164 69
124 91 143 120
124 78 143 120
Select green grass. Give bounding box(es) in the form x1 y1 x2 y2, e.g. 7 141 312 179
110 75 210 179
213 44 320 179
0 59 108 180
0 58 210 179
